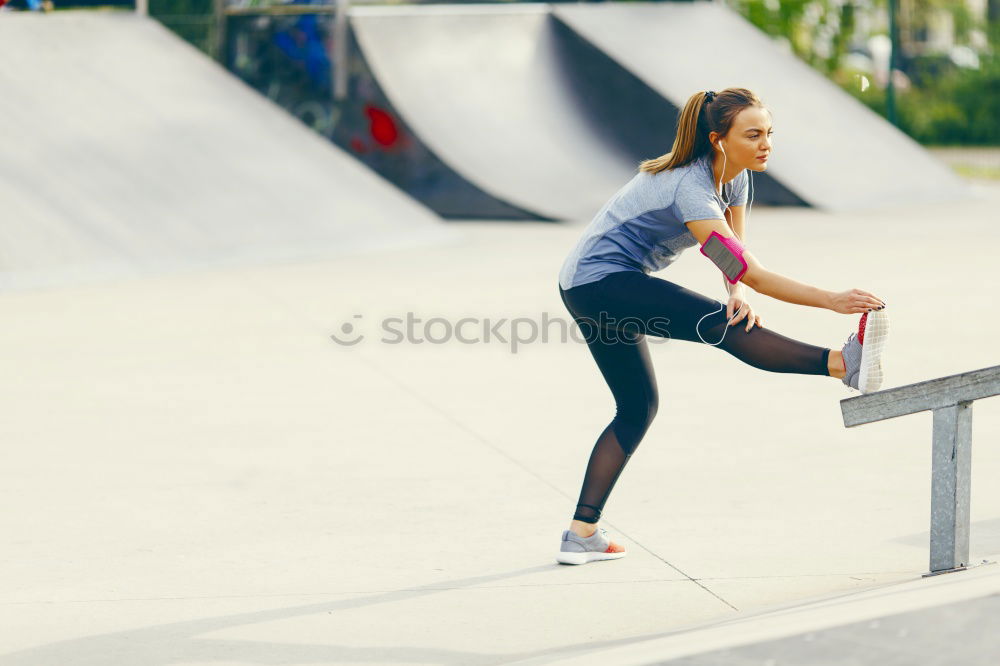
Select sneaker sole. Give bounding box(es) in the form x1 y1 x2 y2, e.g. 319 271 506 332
858 310 890 393
555 550 627 565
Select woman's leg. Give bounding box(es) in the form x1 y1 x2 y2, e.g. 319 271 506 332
588 271 833 376
558 270 835 531
560 285 658 530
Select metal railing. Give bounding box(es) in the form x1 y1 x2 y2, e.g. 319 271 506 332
841 364 1000 576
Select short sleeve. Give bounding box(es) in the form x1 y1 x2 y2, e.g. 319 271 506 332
674 171 725 223
729 169 749 207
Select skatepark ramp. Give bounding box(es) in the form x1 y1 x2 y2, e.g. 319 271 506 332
348 2 971 219
348 3 640 222
552 1 972 212
0 11 455 291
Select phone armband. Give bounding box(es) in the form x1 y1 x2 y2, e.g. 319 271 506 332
699 230 748 284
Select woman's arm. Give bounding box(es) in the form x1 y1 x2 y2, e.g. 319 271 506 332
686 217 884 314
743 250 883 313
746 258 833 310
685 217 833 310
725 204 746 242
722 205 747 295
724 275 742 295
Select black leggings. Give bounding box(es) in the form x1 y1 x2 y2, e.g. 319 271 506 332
558 270 832 524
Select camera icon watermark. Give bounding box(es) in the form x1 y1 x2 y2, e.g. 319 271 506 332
329 311 673 354
330 314 365 346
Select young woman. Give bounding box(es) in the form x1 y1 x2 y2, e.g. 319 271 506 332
555 88 889 565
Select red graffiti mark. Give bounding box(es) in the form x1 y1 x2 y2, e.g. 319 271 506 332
364 105 399 148
349 137 367 154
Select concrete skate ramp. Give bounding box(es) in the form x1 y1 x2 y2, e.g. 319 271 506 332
553 2 972 212
0 12 455 291
349 4 638 221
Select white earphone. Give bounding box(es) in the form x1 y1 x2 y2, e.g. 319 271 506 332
715 139 731 208
695 137 756 346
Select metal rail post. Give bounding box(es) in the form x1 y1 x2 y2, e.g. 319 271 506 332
334 0 349 102
841 365 1000 576
929 401 974 574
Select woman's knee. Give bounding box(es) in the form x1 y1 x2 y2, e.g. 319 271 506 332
613 389 658 454
644 387 659 423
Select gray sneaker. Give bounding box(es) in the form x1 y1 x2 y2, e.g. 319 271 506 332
841 309 890 393
556 527 626 565
841 331 863 391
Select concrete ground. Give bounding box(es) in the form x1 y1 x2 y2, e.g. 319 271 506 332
2 179 1000 665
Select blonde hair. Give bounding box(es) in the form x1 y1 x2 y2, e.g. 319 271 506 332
639 88 766 174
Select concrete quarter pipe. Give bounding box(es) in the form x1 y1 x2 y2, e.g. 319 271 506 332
349 2 971 217
553 1 972 212
349 3 640 222
0 11 455 291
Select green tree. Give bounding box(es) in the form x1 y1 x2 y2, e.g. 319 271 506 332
729 0 997 144
727 0 860 76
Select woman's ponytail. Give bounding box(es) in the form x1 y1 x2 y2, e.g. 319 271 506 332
638 88 763 175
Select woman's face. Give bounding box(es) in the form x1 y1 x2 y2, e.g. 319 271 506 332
716 106 773 172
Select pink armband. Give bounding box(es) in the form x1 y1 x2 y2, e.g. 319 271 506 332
699 230 748 284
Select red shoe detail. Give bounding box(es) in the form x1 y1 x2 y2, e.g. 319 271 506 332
605 542 625 553
858 312 868 345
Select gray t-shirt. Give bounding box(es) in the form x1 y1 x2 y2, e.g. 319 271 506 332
558 153 748 290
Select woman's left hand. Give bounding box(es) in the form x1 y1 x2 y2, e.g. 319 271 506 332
726 288 762 333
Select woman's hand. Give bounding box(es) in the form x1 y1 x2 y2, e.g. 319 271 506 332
829 289 886 315
726 286 762 333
